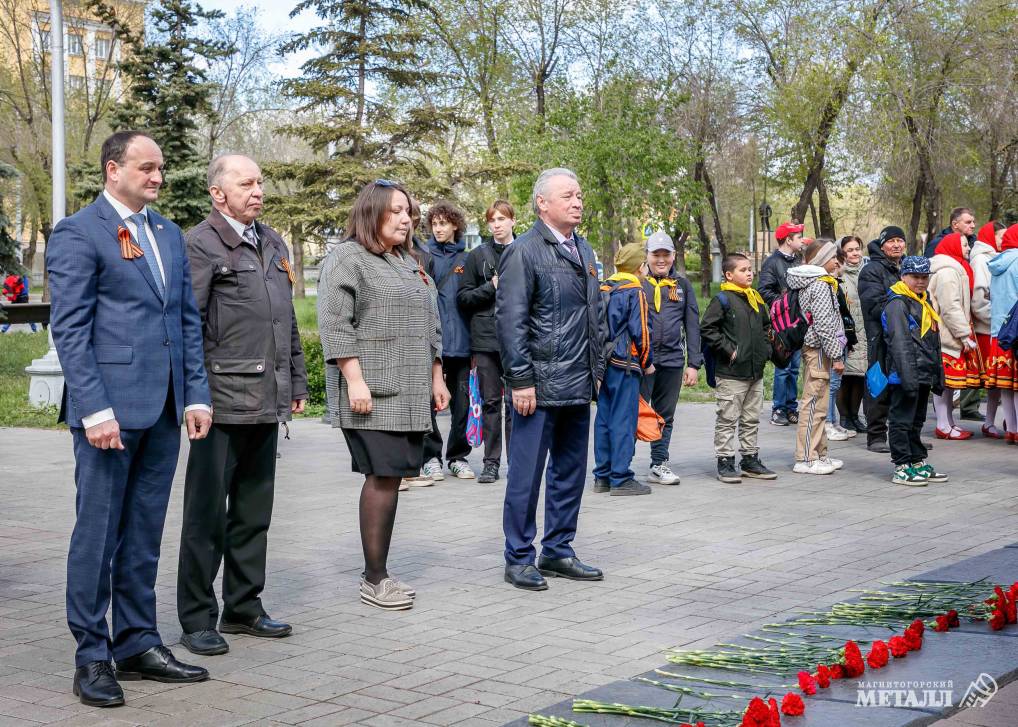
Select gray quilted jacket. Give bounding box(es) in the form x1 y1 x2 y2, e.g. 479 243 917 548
318 240 442 431
787 264 847 362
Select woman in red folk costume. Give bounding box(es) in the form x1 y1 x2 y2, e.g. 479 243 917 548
970 221 1006 436
987 225 1018 441
928 232 981 439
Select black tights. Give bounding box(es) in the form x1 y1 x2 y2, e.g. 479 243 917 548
359 475 401 585
838 375 865 420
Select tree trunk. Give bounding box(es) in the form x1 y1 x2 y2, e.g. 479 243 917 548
702 166 727 258
808 197 819 239
40 221 52 302
695 212 711 298
923 172 942 242
908 176 925 255
290 224 305 299
353 14 368 156
24 217 39 275
817 173 836 238
672 229 688 275
535 75 546 121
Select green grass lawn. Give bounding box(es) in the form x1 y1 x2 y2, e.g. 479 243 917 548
0 330 63 429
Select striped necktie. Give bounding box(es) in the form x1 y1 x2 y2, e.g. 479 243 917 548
129 212 164 298
243 224 259 250
562 237 579 262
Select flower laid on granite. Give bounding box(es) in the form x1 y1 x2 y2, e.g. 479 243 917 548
903 621 923 651
933 614 950 632
866 640 889 669
780 692 805 716
814 664 831 688
888 635 909 657
842 640 865 677
740 697 770 727
767 697 781 727
797 670 817 695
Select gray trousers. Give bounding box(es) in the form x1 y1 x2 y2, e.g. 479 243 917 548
713 377 763 458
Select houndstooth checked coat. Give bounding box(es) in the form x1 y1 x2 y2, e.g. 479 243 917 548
318 240 442 431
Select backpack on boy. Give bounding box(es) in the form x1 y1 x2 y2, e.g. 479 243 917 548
768 288 811 367
997 299 1018 352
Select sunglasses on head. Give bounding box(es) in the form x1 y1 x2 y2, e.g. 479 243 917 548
374 178 398 188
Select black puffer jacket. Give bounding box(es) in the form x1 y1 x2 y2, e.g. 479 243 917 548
758 249 800 306
457 240 510 353
881 292 944 394
496 220 604 406
857 240 900 364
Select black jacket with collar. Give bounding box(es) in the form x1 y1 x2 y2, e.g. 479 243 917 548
641 270 702 369
858 240 901 362
758 248 801 306
495 220 604 406
185 208 308 424
457 239 511 353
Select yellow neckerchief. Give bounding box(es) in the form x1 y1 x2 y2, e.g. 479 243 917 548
819 275 839 293
645 275 677 312
720 282 765 313
608 271 641 285
890 280 941 336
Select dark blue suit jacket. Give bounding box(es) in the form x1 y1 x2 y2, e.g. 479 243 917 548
47 194 210 429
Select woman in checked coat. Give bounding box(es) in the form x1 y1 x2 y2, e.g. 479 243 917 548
318 180 450 611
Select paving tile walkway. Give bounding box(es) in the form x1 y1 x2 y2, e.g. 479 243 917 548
2 402 1017 726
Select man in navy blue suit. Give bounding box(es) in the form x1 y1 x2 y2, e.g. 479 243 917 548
47 131 213 707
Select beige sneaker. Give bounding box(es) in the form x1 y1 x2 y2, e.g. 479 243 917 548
404 472 434 488
360 578 413 610
398 480 410 491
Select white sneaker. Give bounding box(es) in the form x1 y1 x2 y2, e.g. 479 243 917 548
648 464 680 485
398 480 410 491
819 456 844 470
422 459 445 481
838 423 858 438
825 422 851 441
793 459 836 475
449 461 475 479
360 577 413 610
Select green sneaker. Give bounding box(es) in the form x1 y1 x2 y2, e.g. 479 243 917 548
892 464 928 486
912 461 948 483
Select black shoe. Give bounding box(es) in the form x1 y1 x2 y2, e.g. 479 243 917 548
219 614 292 638
593 477 610 493
867 441 891 453
786 411 799 424
116 645 209 683
922 439 934 450
717 456 742 483
770 411 790 426
477 463 499 483
849 415 868 433
505 564 548 590
740 454 777 480
180 629 229 656
537 556 604 581
610 479 652 496
73 661 124 707
960 411 984 422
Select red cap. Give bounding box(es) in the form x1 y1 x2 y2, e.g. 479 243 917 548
775 221 805 242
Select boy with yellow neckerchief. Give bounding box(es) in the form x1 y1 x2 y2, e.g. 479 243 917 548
701 253 777 484
881 256 950 486
593 243 654 496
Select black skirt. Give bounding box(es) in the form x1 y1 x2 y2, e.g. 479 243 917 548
341 429 425 477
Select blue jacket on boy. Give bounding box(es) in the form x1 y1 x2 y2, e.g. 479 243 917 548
601 272 653 374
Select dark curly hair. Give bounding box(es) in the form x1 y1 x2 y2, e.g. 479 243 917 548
426 200 466 241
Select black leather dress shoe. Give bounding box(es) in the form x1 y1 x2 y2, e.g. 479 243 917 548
116 645 209 683
504 564 548 591
219 614 292 638
181 629 229 656
537 556 604 581
73 661 124 707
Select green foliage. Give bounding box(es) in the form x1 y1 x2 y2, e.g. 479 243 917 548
0 162 24 277
93 0 233 229
300 332 326 407
266 0 461 240
505 75 699 264
0 330 61 428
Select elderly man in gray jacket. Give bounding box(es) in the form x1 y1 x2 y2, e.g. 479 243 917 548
176 154 308 656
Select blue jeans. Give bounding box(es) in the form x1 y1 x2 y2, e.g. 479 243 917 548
827 367 843 423
772 349 801 414
593 366 641 486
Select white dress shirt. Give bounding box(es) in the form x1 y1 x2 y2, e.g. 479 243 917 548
219 210 259 248
82 191 211 429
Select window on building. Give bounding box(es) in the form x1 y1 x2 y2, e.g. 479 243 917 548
94 36 112 59
36 28 50 53
67 33 83 56
67 75 85 92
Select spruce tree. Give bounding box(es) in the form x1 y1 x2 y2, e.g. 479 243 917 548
90 0 231 228
0 163 25 277
267 0 458 237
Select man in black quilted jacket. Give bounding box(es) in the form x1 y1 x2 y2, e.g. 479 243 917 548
496 168 605 591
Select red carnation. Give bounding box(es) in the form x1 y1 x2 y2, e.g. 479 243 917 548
829 664 845 679
934 615 949 632
781 692 806 716
815 664 831 688
798 671 817 695
909 619 925 637
842 640 865 677
990 609 1006 630
904 625 923 651
889 636 909 658
866 640 889 669
768 697 782 727
741 696 770 727
947 609 960 628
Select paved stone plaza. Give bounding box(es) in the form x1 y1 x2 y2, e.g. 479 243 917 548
2 402 1018 726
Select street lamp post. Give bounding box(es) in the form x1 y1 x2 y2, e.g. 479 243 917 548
27 0 66 409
